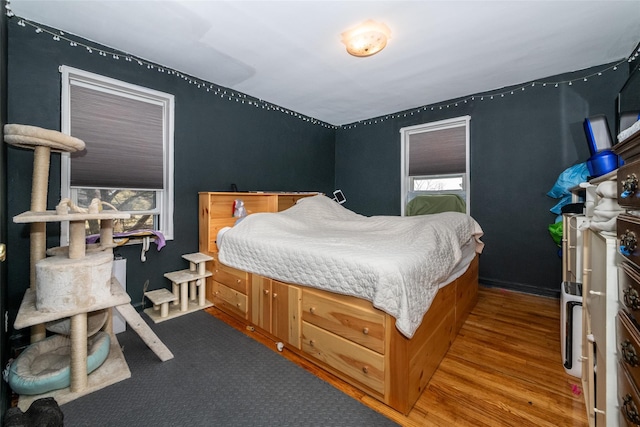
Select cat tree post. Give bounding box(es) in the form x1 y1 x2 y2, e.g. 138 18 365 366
29 145 51 342
68 220 86 259
99 218 115 334
69 312 88 392
100 219 114 248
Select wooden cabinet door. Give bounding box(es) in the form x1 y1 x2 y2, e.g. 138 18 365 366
272 281 301 349
251 275 272 332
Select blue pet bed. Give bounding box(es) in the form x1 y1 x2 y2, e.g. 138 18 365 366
6 331 111 395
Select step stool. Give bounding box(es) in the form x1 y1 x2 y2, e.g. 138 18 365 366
144 288 178 318
165 252 213 310
144 252 214 323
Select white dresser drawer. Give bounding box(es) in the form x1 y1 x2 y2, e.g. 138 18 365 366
620 263 640 325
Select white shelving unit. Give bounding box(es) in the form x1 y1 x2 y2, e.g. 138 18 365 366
563 171 620 426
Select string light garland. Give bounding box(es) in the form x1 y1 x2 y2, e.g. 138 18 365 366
6 10 337 129
341 51 640 129
6 2 640 131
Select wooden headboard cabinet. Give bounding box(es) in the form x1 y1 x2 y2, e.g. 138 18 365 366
198 191 317 253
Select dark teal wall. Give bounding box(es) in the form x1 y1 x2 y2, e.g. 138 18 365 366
335 64 630 296
5 20 335 331
1 0 9 418
5 16 636 329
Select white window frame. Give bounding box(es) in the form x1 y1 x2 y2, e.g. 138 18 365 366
400 115 471 216
410 173 465 193
59 65 174 246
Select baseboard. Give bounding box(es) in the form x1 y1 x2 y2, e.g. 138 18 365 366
131 301 146 312
479 277 560 299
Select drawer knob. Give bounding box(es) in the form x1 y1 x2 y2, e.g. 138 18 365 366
263 289 269 295
362 327 369 335
621 230 638 256
624 287 640 311
621 173 639 199
309 307 316 314
622 340 640 367
309 339 315 347
362 366 369 374
272 293 278 299
623 394 640 424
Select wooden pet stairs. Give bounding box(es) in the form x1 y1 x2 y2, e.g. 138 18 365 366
144 252 214 323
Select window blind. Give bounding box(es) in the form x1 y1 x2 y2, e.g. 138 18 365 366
408 126 466 176
69 84 164 189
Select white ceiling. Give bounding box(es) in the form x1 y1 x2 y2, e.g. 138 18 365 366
8 0 640 126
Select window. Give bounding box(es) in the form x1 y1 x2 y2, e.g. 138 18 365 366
60 66 174 245
400 116 470 215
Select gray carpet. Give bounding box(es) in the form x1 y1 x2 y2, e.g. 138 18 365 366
60 310 399 426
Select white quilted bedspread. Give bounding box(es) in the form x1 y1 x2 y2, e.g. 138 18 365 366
218 195 484 338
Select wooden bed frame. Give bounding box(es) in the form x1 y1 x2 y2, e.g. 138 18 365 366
198 192 479 414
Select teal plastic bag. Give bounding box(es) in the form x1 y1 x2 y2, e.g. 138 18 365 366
547 162 588 214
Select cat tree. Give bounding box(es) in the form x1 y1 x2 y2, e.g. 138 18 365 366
5 124 173 409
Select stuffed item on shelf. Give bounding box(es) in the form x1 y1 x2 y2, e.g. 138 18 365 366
579 181 623 232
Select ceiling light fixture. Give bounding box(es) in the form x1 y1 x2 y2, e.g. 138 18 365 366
341 20 391 58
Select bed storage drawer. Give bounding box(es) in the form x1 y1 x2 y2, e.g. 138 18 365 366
207 256 249 319
210 280 248 319
211 260 248 294
302 288 385 354
302 321 385 395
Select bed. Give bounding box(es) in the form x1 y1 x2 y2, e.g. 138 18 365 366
200 192 483 414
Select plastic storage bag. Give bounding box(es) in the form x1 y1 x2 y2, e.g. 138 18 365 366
548 221 563 247
547 163 589 214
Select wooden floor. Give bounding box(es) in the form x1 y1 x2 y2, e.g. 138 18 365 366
205 286 588 427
